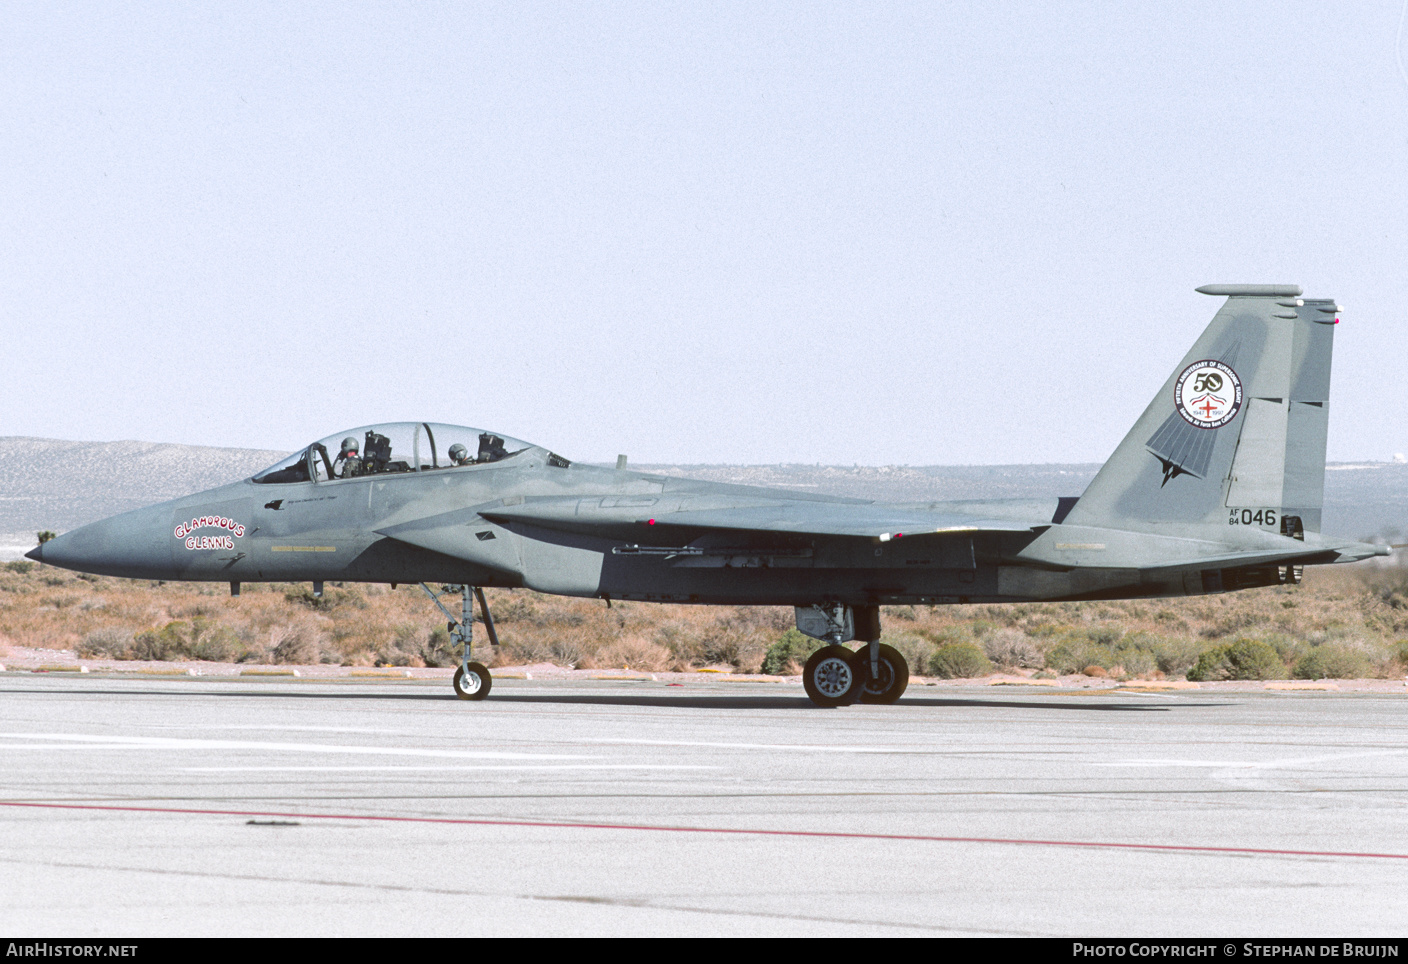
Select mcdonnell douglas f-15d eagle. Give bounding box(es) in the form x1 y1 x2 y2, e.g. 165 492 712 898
28 284 1391 705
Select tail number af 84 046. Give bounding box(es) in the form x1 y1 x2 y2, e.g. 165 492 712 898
1229 508 1277 528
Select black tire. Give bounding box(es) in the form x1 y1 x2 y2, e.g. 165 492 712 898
802 645 859 707
453 662 492 701
850 644 909 704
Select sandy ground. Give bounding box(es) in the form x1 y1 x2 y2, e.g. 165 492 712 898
3 643 1406 693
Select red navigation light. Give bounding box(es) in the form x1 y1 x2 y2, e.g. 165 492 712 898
647 519 655 525
894 533 903 539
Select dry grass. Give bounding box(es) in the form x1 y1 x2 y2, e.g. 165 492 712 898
1 560 1406 678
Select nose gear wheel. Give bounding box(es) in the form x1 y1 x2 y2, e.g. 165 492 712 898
453 662 492 700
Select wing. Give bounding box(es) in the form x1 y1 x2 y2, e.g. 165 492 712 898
480 496 1040 541
375 495 1046 569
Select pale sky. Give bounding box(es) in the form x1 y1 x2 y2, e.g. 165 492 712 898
3 1 1406 465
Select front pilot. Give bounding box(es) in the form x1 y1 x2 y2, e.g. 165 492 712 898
335 437 362 478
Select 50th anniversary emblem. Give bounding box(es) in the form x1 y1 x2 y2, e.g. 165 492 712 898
1174 359 1243 429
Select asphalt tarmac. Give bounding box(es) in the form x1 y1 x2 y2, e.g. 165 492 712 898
1 674 1406 937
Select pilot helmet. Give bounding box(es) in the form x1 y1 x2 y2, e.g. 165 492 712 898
448 443 469 463
340 437 359 456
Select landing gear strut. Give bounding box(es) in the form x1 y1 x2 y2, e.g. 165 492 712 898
420 584 498 701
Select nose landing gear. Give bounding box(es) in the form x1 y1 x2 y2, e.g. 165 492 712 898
420 584 498 701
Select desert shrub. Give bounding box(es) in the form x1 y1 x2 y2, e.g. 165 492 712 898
1201 609 1265 639
271 625 322 664
1043 632 1117 675
1107 632 1157 676
491 597 540 624
77 627 134 659
380 623 458 668
130 622 191 661
283 586 363 611
761 628 822 675
546 633 590 668
1187 638 1285 681
1151 637 1202 676
499 636 556 665
187 620 243 662
1394 641 1408 667
5 561 36 574
368 624 439 667
1293 645 1373 680
1371 574 1408 610
929 642 992 679
1083 625 1123 646
596 636 673 671
883 605 917 621
539 606 585 628
921 625 975 647
1113 647 1157 677
659 616 764 669
883 634 936 678
982 628 1044 669
422 626 455 667
1259 632 1309 667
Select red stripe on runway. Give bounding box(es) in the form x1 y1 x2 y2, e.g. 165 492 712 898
2 800 1404 861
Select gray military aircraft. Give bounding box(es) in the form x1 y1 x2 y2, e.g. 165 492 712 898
28 284 1391 705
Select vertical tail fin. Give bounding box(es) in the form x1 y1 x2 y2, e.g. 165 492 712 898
1065 284 1338 534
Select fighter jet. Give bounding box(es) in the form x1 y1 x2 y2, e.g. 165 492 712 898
28 284 1390 706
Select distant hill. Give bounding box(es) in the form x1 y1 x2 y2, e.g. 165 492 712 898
1 436 1404 558
0 437 285 555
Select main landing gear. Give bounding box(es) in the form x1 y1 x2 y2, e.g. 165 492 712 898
420 584 499 701
798 604 909 708
802 643 910 707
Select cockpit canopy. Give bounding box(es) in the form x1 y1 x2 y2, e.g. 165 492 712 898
252 422 568 484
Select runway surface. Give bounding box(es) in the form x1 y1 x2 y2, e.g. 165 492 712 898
1 675 1406 936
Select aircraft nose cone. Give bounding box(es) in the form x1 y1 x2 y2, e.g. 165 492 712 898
33 506 174 578
25 544 43 562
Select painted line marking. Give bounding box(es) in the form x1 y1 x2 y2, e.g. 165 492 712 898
1 800 1404 862
204 725 398 734
1090 748 1408 770
0 732 591 761
181 764 718 773
577 738 937 753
